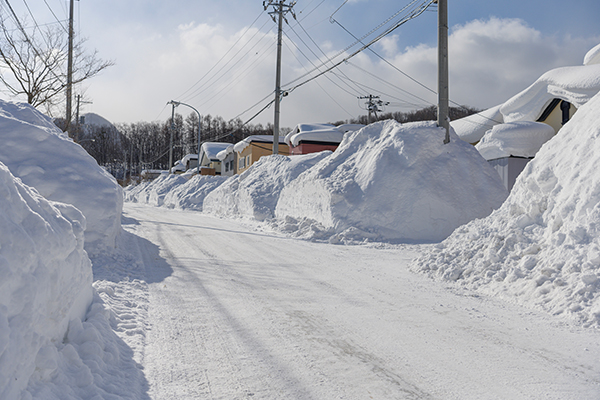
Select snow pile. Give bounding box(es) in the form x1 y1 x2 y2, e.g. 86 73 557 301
476 121 555 160
124 172 188 206
413 91 600 327
203 152 331 221
0 100 123 254
0 161 91 397
163 174 228 210
275 120 508 243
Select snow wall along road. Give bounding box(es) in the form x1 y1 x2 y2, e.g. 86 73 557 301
0 100 123 255
414 91 600 328
275 120 508 243
0 162 92 399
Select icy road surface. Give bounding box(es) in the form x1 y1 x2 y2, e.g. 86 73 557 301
122 203 599 399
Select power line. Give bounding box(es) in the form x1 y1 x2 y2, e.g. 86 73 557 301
177 10 268 101
283 0 435 94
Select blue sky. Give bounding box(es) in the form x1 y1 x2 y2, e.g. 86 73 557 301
4 0 600 127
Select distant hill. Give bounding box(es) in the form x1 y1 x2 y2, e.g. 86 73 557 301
81 112 115 128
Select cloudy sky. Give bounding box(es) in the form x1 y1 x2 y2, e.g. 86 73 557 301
3 0 600 128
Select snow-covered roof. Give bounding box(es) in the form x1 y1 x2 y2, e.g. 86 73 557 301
475 121 556 161
233 135 286 153
500 63 600 123
452 44 600 145
287 129 345 147
216 144 234 161
584 43 600 66
450 105 504 144
336 124 365 133
201 142 232 161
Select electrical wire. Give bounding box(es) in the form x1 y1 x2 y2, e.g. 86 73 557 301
177 10 268 101
181 19 273 103
283 0 435 93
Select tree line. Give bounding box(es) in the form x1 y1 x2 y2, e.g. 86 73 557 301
64 105 479 185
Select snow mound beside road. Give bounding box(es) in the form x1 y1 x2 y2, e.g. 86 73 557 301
0 161 91 398
275 120 508 243
0 100 123 254
413 91 600 327
203 152 331 221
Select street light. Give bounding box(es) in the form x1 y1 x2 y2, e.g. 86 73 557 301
167 100 202 174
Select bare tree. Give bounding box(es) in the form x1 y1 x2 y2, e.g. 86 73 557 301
0 14 113 115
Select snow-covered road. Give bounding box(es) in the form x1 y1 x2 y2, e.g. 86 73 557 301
122 203 600 400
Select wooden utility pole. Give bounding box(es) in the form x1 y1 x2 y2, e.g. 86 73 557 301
264 1 295 154
437 0 450 144
66 0 74 134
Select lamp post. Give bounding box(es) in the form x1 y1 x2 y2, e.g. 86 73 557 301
167 100 202 174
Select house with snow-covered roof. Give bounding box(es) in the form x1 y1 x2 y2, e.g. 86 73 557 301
284 123 364 155
216 143 236 176
233 135 289 174
199 142 232 175
452 43 600 191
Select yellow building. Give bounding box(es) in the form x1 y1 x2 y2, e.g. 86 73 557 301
233 135 289 174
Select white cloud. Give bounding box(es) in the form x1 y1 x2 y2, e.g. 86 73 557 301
83 17 600 128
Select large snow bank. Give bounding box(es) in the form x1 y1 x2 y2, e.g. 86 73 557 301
275 120 508 243
0 100 123 254
124 173 188 206
413 91 600 328
0 162 92 398
203 152 331 221
163 174 228 210
476 121 556 161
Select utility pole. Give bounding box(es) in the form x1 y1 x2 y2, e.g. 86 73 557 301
264 1 295 155
74 94 93 142
359 95 389 124
66 0 74 135
436 0 450 144
169 102 176 173
167 100 202 174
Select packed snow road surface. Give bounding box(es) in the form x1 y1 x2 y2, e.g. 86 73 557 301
123 203 599 400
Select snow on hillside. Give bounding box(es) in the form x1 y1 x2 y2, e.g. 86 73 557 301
203 152 331 221
413 91 600 328
276 120 507 243
0 100 123 254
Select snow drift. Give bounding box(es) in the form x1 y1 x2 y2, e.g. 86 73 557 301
203 152 331 221
0 100 123 254
413 91 600 327
124 172 188 206
0 162 92 398
275 120 508 243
